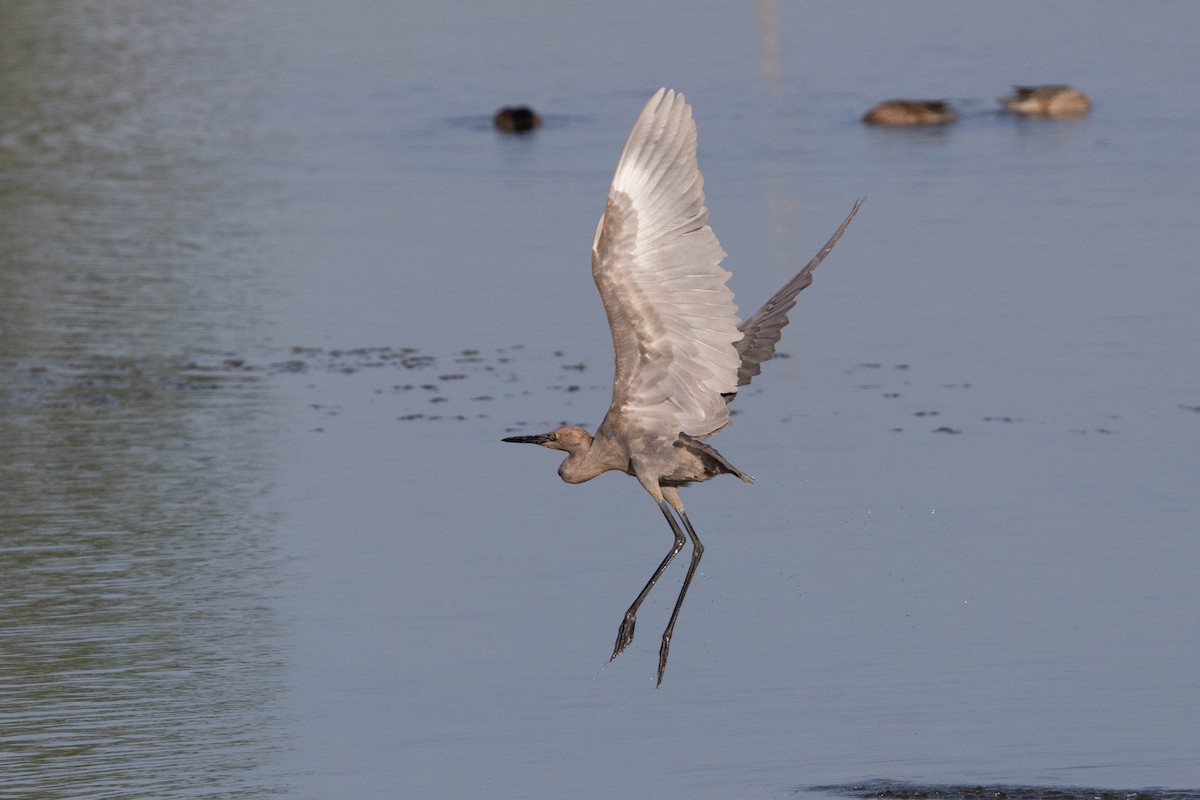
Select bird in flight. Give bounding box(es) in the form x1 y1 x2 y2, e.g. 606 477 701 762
503 88 863 685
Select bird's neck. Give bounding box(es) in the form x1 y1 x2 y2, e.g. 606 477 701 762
556 434 626 484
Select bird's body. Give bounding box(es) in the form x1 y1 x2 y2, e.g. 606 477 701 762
862 99 956 127
504 89 861 684
998 85 1091 117
494 105 543 132
543 422 749 487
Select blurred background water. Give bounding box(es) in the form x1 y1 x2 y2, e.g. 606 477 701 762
1 2 1198 798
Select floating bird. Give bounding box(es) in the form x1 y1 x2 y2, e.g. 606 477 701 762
998 85 1091 117
862 99 956 127
503 89 862 685
494 105 543 132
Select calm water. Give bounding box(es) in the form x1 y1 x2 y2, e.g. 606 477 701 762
2 2 1198 798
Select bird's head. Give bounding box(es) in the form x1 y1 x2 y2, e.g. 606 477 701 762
502 425 593 455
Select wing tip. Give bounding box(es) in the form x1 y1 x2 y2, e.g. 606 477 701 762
641 87 690 126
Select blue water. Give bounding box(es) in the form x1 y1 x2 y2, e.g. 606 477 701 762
2 2 1198 798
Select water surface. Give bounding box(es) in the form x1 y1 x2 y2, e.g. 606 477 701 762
2 2 1198 798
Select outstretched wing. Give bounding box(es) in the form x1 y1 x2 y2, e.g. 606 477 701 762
734 198 865 388
592 89 742 439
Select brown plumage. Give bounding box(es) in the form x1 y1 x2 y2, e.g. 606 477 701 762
999 85 1091 117
493 105 542 132
862 99 956 127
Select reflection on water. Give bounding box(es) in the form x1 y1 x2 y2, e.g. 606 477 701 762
0 384 287 797
0 2 288 797
0 0 272 362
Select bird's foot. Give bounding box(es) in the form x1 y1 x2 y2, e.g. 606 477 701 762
611 613 636 660
657 633 672 686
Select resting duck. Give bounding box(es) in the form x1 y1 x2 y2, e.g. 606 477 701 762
493 106 543 132
862 99 956 127
998 85 1091 117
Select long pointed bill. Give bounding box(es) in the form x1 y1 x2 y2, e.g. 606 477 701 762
501 434 551 445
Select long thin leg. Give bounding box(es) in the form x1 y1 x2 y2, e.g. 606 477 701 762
657 509 703 686
611 500 686 661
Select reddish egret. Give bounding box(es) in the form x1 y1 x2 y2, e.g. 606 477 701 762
503 88 862 684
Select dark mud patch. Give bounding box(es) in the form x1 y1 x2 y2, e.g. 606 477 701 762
806 780 1200 800
0 355 255 410
4 349 1176 437
0 345 604 432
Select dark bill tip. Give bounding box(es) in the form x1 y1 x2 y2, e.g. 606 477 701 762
502 434 550 445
